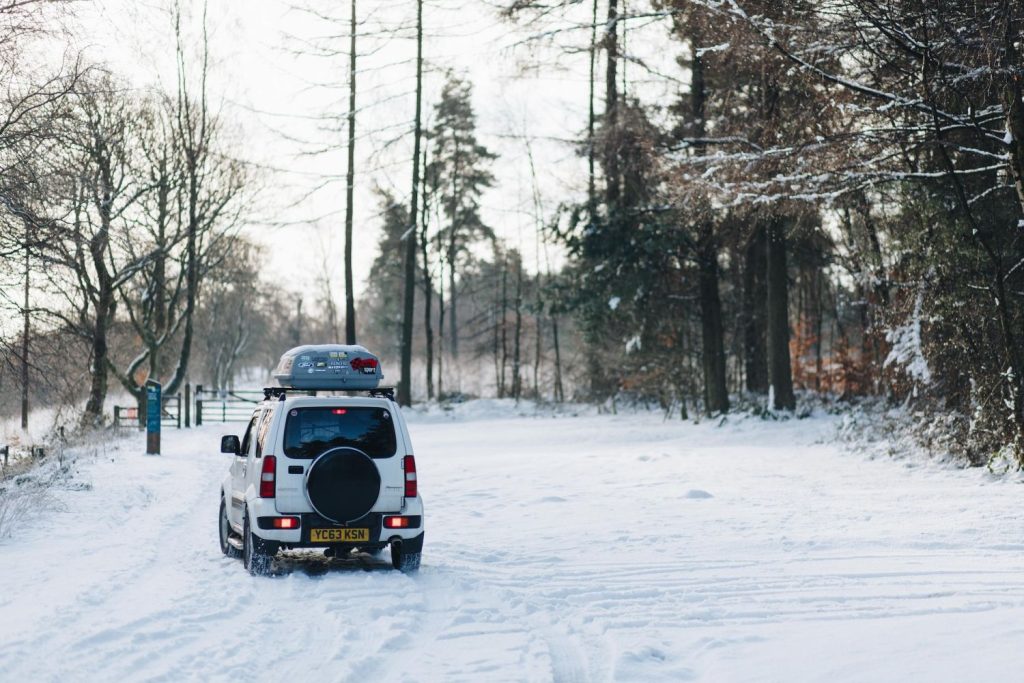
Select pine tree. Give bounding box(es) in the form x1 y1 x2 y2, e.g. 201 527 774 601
426 73 497 361
363 191 413 360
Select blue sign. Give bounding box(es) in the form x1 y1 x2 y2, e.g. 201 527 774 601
146 380 161 454
146 383 161 431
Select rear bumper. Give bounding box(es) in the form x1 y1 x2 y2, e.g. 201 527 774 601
391 531 425 554
254 510 424 548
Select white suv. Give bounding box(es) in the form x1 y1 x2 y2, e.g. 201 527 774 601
217 346 424 576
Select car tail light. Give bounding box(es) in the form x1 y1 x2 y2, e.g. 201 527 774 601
384 516 410 529
403 455 417 498
272 516 299 529
259 455 276 498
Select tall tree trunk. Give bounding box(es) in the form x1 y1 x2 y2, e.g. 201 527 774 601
448 249 457 360
587 0 598 219
448 222 458 360
146 184 168 425
20 226 29 430
603 0 620 208
676 313 689 420
420 149 434 400
743 224 768 393
814 267 824 392
532 297 541 399
436 226 445 399
447 134 462 361
766 217 796 410
698 235 729 414
491 251 501 396
1003 17 1024 218
499 255 508 398
399 0 423 406
524 136 545 401
552 314 564 403
344 0 358 344
687 25 727 414
163 3 212 401
166 170 199 398
85 290 113 423
84 183 115 425
512 256 523 401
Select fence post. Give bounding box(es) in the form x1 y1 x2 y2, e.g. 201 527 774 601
184 383 191 428
222 401 226 422
196 384 203 426
114 406 121 429
176 395 182 429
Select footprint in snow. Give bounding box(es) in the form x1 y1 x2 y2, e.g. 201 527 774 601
683 489 713 499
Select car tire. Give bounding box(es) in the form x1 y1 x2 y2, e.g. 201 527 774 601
243 512 273 576
391 542 421 573
219 497 241 558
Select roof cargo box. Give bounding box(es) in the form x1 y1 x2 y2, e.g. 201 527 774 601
272 344 383 391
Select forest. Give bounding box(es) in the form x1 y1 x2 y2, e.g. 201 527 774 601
1 1 1023 468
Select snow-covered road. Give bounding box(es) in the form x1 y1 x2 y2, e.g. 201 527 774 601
3 404 1024 682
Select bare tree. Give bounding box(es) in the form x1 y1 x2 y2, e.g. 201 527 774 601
399 0 424 406
157 1 249 401
0 1 82 429
196 239 265 391
343 0 358 344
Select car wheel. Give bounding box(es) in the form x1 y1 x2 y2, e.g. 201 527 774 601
219 497 241 558
243 512 273 576
390 542 421 573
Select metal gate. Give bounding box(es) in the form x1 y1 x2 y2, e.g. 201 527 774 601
113 393 183 430
193 386 262 424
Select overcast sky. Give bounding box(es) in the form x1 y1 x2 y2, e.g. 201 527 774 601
71 0 683 316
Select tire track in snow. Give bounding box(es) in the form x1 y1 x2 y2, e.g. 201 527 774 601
6 412 1024 681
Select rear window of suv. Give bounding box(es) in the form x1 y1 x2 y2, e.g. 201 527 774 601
283 407 397 459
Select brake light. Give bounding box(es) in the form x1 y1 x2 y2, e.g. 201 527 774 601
272 517 299 529
384 516 410 528
403 455 417 498
260 455 276 498
331 408 347 415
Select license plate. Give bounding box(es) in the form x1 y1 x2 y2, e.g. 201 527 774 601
310 528 369 543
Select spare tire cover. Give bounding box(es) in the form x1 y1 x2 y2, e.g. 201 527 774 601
305 447 381 523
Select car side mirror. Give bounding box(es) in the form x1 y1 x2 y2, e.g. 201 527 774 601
220 435 241 455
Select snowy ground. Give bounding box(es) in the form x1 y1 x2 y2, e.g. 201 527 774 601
3 403 1024 682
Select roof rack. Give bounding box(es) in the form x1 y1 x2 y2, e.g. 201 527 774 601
262 386 396 401
368 387 396 400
